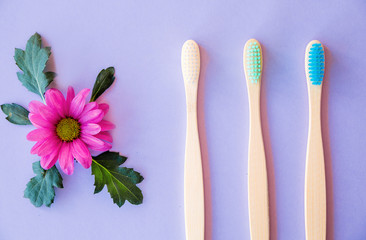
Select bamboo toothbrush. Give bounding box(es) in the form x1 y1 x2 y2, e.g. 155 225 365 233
304 40 326 240
243 39 269 240
181 40 205 240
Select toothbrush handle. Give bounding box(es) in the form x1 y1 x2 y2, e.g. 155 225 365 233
248 90 269 240
184 103 205 240
305 90 326 240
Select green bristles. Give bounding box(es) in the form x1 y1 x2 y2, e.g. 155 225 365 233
246 41 262 84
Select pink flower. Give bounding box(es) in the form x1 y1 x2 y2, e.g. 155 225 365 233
27 87 115 175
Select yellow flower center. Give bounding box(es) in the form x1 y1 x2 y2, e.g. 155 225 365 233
56 118 81 142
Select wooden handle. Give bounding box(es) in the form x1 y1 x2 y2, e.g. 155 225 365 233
305 40 326 240
305 87 326 240
184 106 205 240
182 40 205 240
244 39 269 240
247 87 270 240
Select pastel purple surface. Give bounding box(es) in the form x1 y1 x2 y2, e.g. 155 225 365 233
1 0 366 239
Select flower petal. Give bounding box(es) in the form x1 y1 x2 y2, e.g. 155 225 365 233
69 88 90 118
80 134 105 149
29 113 54 129
58 142 74 175
45 88 66 117
78 109 104 124
98 103 109 115
40 142 61 169
81 123 101 135
65 86 75 115
81 102 98 116
72 138 90 158
38 105 60 124
37 136 61 156
30 140 46 154
29 101 44 114
90 141 112 151
72 139 92 169
94 131 113 143
26 128 54 142
99 120 115 131
40 155 57 170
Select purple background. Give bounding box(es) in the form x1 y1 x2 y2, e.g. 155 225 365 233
0 0 366 239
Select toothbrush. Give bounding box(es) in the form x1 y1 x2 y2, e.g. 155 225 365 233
243 39 269 240
304 40 326 240
181 40 205 240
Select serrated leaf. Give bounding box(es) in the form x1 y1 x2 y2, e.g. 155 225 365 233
90 67 115 102
117 167 144 184
93 150 127 168
14 33 55 101
24 161 63 207
91 151 143 207
1 103 31 125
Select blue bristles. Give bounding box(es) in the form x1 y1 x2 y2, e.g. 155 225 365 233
308 43 325 85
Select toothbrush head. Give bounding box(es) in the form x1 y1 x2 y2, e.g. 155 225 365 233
181 40 200 85
305 40 325 86
243 39 263 85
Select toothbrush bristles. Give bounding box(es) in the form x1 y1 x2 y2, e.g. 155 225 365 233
182 40 200 84
244 40 262 84
307 42 325 85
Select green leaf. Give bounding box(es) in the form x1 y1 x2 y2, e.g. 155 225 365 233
90 67 115 102
14 33 55 101
91 151 144 207
1 103 32 125
24 161 63 207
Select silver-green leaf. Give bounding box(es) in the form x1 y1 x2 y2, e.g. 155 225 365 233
1 103 32 125
14 33 55 101
24 161 63 207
